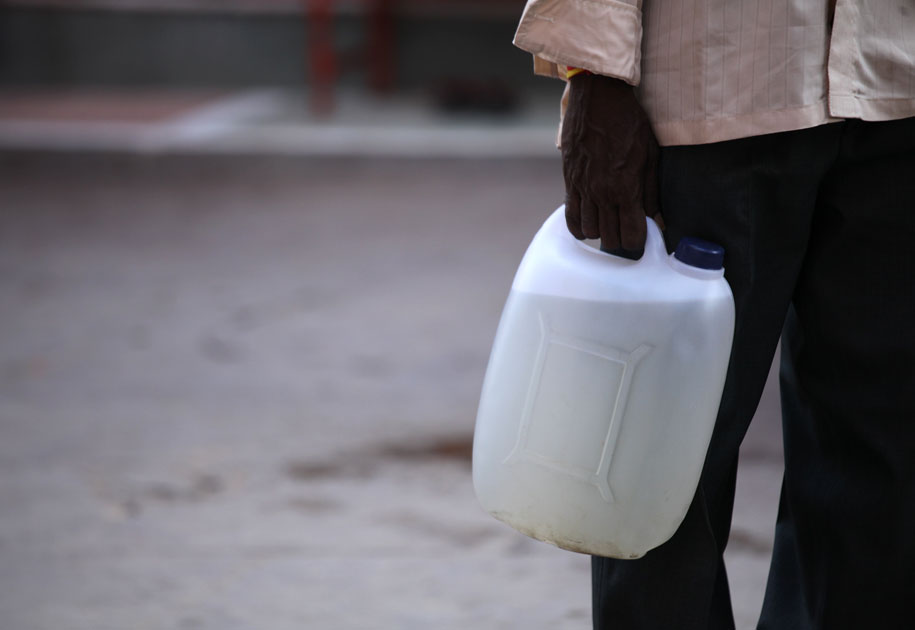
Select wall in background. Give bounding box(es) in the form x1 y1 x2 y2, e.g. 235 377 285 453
0 7 549 91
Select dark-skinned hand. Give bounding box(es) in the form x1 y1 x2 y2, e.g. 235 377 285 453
561 73 663 258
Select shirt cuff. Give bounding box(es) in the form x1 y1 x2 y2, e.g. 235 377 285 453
513 0 643 86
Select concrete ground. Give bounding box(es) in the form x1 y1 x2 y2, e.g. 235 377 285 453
0 151 783 629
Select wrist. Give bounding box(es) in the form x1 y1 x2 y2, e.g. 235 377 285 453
565 66 591 80
569 72 635 95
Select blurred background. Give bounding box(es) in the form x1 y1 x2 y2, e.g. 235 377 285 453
0 2 782 628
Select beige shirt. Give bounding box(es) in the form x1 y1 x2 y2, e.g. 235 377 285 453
514 0 915 146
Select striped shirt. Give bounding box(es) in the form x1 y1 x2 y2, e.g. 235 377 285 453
514 0 915 145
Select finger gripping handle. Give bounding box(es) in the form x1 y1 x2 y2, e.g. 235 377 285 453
547 205 666 266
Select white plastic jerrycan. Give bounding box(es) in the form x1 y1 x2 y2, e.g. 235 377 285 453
472 206 734 559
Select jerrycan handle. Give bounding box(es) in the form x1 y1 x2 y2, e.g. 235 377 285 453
546 205 667 267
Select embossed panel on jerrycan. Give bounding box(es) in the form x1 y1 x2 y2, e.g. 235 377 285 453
472 206 735 558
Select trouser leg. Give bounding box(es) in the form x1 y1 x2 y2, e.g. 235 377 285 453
758 117 915 630
592 123 842 630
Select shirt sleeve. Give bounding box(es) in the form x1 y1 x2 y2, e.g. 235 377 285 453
513 0 644 86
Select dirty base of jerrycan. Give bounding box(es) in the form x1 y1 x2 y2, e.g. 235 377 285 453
472 206 734 559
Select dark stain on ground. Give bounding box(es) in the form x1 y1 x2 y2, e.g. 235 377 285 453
283 435 473 482
198 334 244 364
148 473 224 502
505 535 539 556
123 473 225 517
284 461 341 480
378 436 473 464
145 483 183 502
189 473 224 497
284 460 374 481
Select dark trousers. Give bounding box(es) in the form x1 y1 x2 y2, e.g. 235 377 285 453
591 117 915 630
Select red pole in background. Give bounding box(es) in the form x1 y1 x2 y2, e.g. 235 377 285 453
367 0 394 93
307 0 337 114
306 0 396 113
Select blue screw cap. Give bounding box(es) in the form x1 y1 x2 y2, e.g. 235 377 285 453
674 237 725 270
